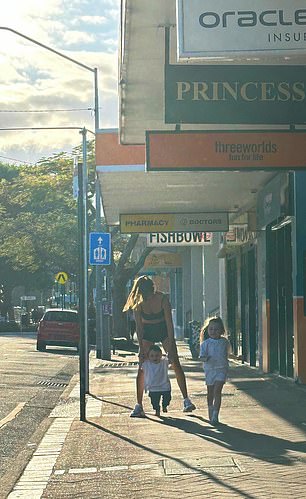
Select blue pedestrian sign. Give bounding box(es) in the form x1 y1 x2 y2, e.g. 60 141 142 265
89 232 111 266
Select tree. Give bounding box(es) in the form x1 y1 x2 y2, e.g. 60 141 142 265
0 142 152 335
0 143 97 316
0 158 78 270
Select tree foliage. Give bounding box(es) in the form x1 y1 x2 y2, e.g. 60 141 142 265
0 157 76 274
0 142 95 316
0 140 151 337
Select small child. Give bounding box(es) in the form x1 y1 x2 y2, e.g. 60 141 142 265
199 317 230 425
141 344 171 416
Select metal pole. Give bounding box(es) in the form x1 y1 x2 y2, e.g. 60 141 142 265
93 66 106 358
0 27 95 73
95 180 103 359
105 270 112 359
81 128 89 394
20 298 23 334
78 159 86 421
94 68 99 130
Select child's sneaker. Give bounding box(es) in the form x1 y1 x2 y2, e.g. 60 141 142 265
155 408 161 417
183 398 196 412
130 403 145 418
162 406 168 413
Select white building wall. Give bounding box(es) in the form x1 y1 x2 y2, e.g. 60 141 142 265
182 248 191 336
202 235 220 319
257 230 267 372
190 247 204 322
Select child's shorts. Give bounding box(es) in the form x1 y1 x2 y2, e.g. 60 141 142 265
205 367 228 386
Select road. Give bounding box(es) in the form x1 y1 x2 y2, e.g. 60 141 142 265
0 331 79 497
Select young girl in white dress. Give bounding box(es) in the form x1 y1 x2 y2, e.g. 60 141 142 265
199 317 230 424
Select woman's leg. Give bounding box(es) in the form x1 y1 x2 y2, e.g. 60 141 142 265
131 340 152 416
162 338 188 398
162 338 195 411
135 340 152 405
136 366 144 405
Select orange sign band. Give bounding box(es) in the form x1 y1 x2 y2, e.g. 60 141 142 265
147 131 306 171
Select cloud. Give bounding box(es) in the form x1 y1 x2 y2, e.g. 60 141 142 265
62 30 96 46
0 0 120 164
78 16 108 25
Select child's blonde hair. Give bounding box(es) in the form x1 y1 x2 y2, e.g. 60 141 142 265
199 316 225 344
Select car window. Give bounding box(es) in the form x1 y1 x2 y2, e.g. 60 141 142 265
43 311 79 323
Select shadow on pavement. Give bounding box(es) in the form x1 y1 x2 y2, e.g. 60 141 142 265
89 393 133 411
86 418 258 499
153 413 306 466
227 364 306 429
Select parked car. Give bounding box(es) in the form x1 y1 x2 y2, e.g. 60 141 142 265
36 308 80 352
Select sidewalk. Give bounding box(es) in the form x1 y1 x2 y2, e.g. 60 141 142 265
8 342 306 499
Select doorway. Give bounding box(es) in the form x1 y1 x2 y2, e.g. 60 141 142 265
241 246 257 366
266 221 294 378
226 256 238 355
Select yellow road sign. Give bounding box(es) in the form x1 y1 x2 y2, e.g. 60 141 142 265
55 271 69 284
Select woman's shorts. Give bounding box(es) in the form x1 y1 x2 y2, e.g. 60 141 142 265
205 368 228 386
143 321 168 343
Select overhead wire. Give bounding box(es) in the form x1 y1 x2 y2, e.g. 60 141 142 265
0 107 95 113
0 154 34 165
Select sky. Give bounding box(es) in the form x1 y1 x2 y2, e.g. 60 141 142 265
0 0 119 165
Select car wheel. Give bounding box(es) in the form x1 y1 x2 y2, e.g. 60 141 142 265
37 341 46 351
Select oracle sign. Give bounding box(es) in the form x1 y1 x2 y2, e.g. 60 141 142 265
177 0 306 60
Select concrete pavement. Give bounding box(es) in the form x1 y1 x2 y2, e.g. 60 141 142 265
7 342 306 498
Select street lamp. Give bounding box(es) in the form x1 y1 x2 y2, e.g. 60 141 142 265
0 26 101 421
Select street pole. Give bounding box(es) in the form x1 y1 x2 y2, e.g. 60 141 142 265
93 66 102 359
92 67 107 359
77 156 86 421
94 68 99 131
95 179 103 359
81 128 89 394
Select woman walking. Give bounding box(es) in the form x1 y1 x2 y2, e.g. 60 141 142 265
123 275 196 417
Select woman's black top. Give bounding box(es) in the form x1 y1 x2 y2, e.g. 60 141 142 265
140 297 168 343
141 308 165 321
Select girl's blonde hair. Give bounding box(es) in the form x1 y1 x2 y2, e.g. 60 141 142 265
199 316 225 343
123 275 155 311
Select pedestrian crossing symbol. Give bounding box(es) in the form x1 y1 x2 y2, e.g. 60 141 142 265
89 232 111 266
55 271 69 284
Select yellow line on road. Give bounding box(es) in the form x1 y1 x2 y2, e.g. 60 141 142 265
0 403 26 429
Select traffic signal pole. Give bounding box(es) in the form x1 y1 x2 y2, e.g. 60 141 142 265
78 128 89 421
95 181 104 359
78 156 86 421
